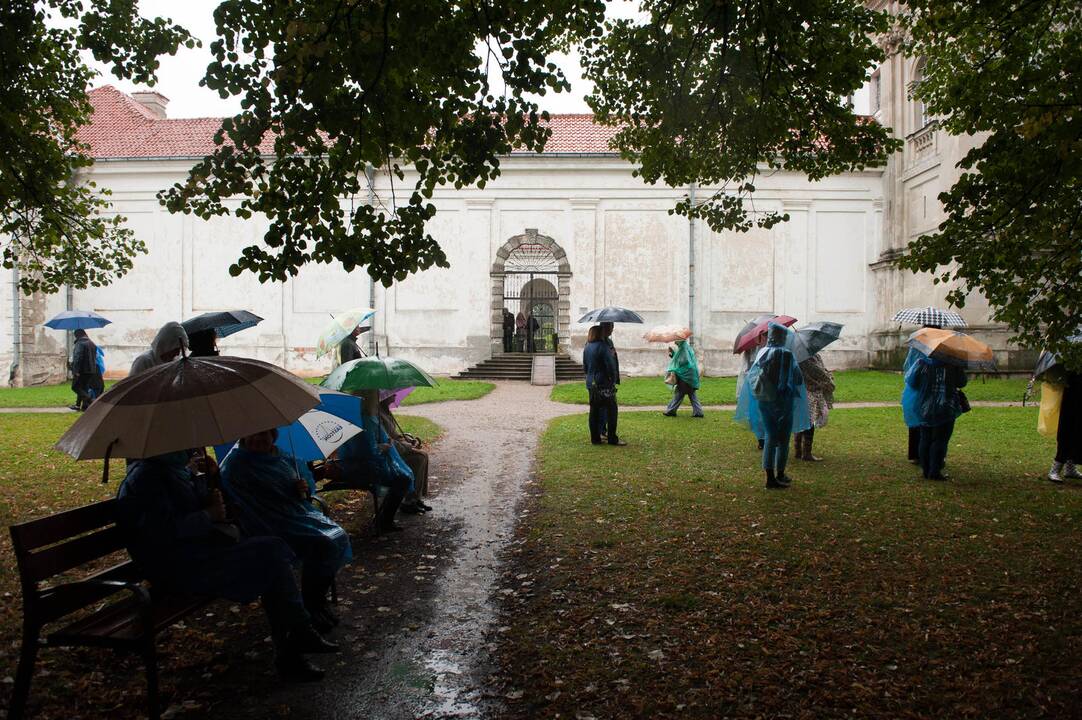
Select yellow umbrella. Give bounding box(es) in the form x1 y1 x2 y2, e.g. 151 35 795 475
316 307 375 358
906 328 996 372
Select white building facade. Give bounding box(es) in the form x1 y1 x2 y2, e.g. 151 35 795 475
0 81 1021 386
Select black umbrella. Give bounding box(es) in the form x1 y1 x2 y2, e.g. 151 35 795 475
791 322 844 363
182 310 263 339
577 306 644 324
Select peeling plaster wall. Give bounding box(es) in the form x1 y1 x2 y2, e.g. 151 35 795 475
15 153 925 385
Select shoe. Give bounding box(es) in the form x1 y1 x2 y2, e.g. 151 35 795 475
1064 461 1082 480
379 522 405 533
908 458 921 465
692 414 704 419
776 474 792 487
600 434 608 442
276 654 325 682
1049 461 1065 483
757 439 765 451
68 404 81 411
765 478 787 489
608 439 628 446
287 625 340 654
399 502 424 514
929 473 950 481
662 412 677 417
418 501 433 511
309 610 335 634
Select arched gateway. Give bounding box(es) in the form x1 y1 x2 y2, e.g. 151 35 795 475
490 229 571 355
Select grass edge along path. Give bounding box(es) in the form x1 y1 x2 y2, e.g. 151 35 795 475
0 377 494 409
550 369 1032 406
495 407 1080 719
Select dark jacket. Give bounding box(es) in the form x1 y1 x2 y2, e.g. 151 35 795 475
71 335 98 376
583 340 618 390
339 336 362 365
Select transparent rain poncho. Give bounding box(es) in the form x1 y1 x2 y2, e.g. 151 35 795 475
743 325 811 437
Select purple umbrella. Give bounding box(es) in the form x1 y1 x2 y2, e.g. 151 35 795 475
379 386 415 409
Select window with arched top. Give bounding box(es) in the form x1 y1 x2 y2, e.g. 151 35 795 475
911 58 929 130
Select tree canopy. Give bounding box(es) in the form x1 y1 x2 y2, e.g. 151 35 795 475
582 0 899 232
0 0 192 294
898 1 1082 367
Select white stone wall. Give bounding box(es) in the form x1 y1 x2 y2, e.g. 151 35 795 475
8 155 887 383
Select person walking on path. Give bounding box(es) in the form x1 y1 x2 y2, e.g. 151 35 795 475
747 323 810 489
338 325 363 366
903 354 968 480
583 325 625 446
662 339 704 418
794 354 834 461
1047 371 1082 483
130 322 188 376
69 329 104 411
502 309 515 353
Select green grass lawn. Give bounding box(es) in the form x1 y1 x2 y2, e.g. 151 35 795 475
0 377 493 408
497 407 1080 719
550 369 1032 405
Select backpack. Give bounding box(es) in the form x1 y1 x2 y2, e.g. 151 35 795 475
95 346 106 376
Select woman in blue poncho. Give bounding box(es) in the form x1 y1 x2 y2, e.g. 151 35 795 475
220 429 353 632
734 336 768 447
903 353 967 480
662 339 704 418
746 323 811 489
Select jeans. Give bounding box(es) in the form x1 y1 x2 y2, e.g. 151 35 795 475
919 420 955 478
589 388 619 443
907 426 921 461
762 415 794 475
666 388 703 416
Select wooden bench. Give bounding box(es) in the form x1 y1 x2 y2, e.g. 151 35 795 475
8 499 210 720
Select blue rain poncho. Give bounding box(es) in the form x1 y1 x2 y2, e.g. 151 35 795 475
338 414 416 493
666 340 700 390
116 451 301 603
744 330 811 437
902 352 968 428
220 446 352 576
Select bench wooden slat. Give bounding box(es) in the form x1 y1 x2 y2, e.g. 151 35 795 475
10 499 117 553
20 526 127 583
50 593 209 645
34 562 141 625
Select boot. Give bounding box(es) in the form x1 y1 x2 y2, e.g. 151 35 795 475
1064 461 1082 480
803 431 822 462
1049 461 1065 483
287 623 340 654
765 469 786 490
794 433 804 460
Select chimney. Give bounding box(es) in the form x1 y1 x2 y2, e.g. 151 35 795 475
131 90 169 119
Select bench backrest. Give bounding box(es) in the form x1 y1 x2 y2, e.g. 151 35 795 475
9 499 133 624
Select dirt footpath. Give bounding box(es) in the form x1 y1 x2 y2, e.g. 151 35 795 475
210 382 581 720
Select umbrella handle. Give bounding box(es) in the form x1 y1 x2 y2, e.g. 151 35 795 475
101 439 117 484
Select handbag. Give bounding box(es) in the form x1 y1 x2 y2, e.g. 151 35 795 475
957 389 971 414
664 371 677 386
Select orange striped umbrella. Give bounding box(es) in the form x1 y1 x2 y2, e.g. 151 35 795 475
906 328 997 372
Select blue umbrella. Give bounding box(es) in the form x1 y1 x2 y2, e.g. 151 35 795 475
214 388 364 463
44 310 111 331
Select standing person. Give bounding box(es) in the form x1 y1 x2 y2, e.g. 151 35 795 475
69 329 104 411
527 313 540 352
130 322 188 376
515 311 527 352
116 451 337 681
502 309 515 353
734 334 767 449
903 324 942 463
903 354 968 480
598 322 621 438
662 339 704 418
338 326 363 366
187 329 219 357
747 323 810 489
1047 371 1082 483
583 325 625 446
794 354 835 461
220 429 353 632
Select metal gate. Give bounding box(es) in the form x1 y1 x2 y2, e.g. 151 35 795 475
501 243 560 353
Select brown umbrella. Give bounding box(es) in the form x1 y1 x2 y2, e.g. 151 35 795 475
906 328 997 372
643 325 693 343
56 356 320 461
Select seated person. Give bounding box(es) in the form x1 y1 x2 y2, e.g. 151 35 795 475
333 389 411 533
219 430 352 632
115 450 337 682
378 394 431 514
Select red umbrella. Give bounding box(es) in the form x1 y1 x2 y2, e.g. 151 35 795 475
732 315 797 354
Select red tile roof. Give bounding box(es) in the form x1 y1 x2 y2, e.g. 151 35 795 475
76 86 620 159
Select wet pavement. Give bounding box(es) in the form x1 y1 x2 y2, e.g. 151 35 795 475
209 382 581 720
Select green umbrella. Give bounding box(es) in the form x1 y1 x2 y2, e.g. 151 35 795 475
321 357 437 393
